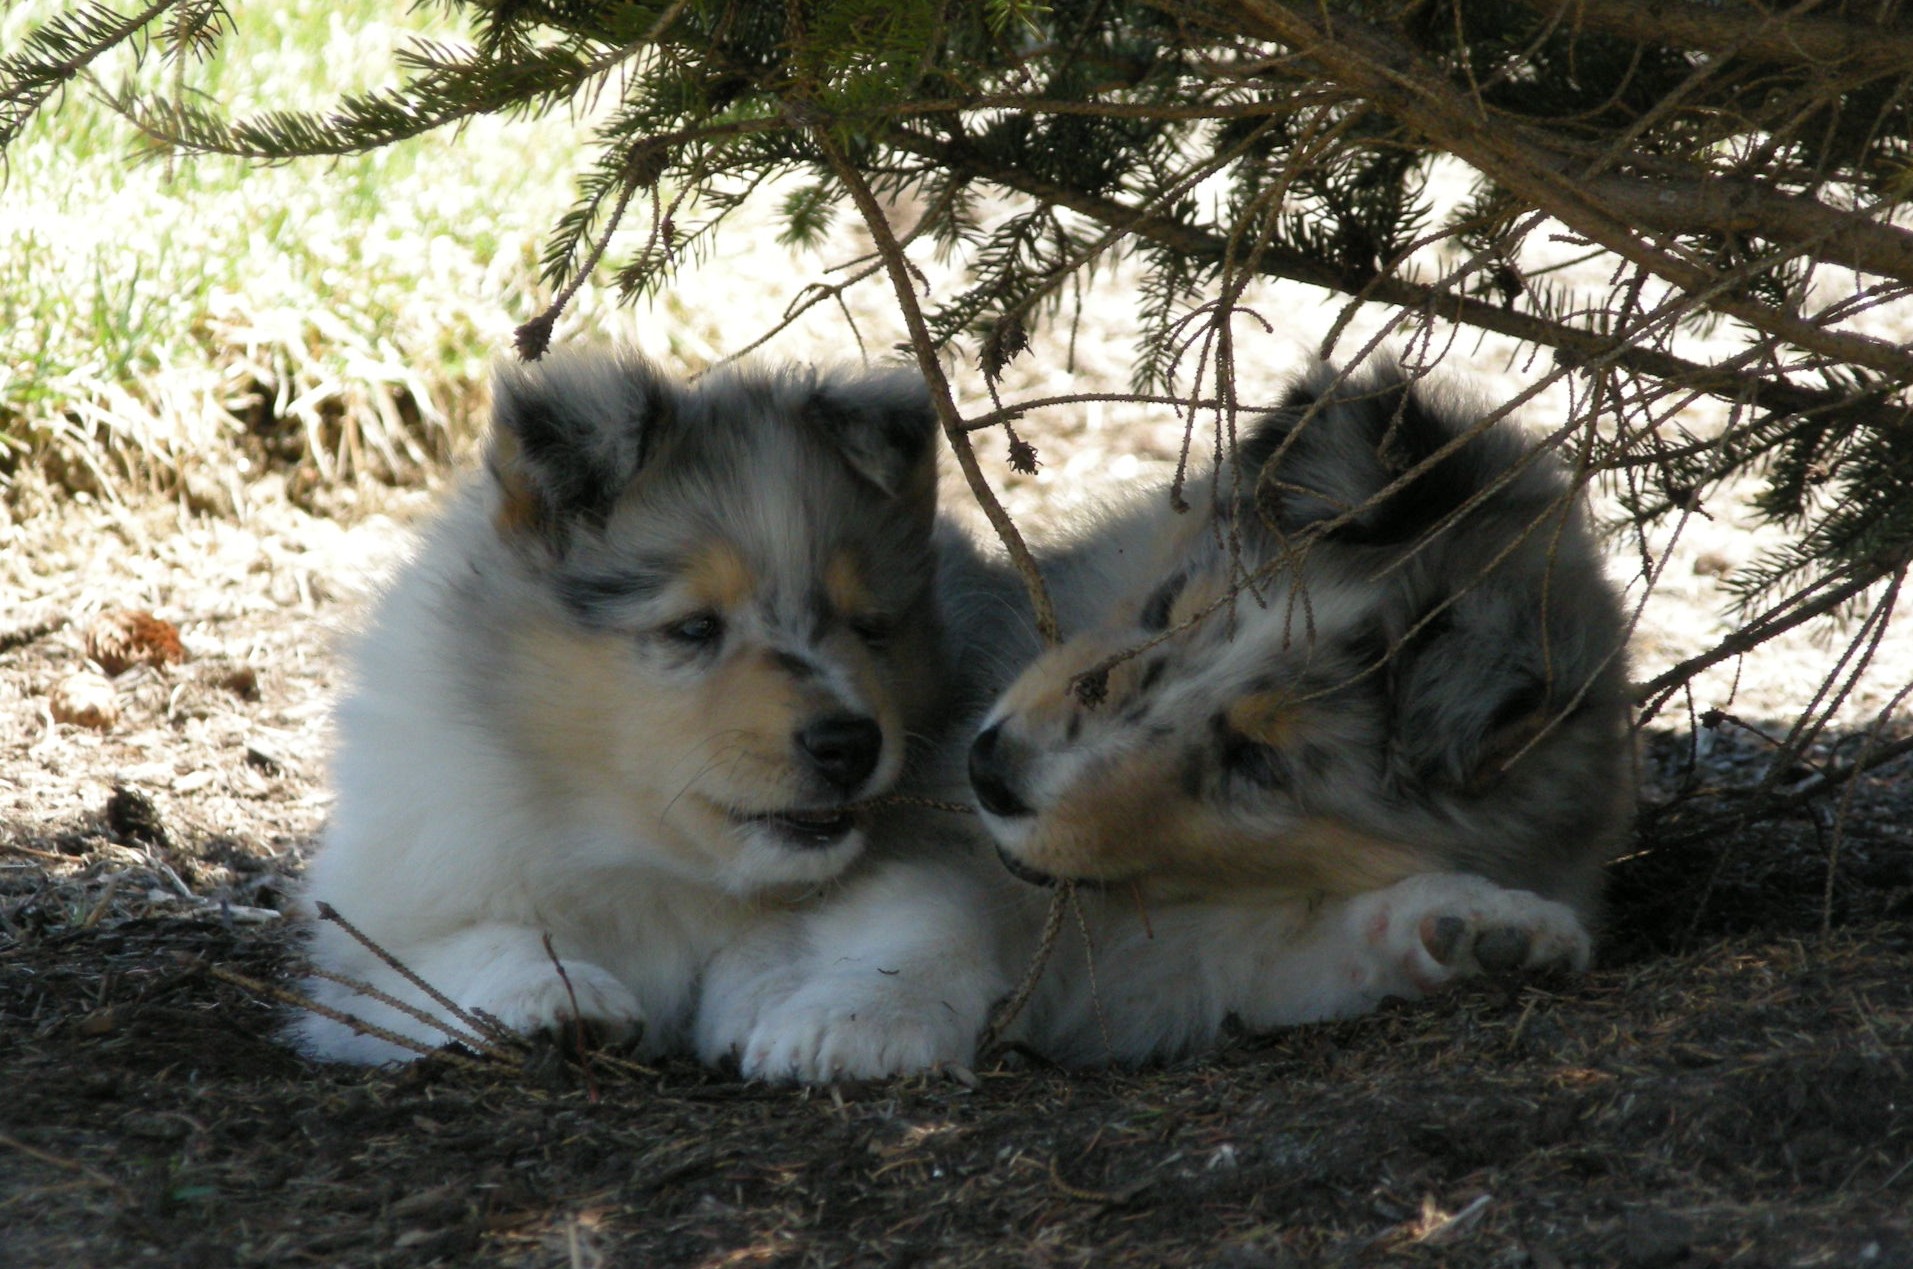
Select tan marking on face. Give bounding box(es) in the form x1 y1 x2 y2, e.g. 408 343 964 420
501 602 883 884
1227 690 1306 750
1004 744 1434 899
991 627 1152 738
990 743 1426 896
683 541 755 614
1010 746 1188 880
692 648 860 792
824 545 945 728
824 549 873 620
995 649 1093 733
507 622 746 876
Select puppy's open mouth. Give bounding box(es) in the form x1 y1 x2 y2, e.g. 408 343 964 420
738 807 858 849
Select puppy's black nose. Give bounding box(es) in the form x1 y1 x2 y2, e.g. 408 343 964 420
798 715 882 793
969 723 1034 818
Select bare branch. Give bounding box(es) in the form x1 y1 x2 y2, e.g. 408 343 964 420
809 114 1061 647
1179 0 1913 382
1505 0 1913 79
882 124 1906 432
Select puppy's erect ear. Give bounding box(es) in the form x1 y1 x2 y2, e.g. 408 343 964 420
486 352 678 539
1236 364 1499 548
800 370 939 506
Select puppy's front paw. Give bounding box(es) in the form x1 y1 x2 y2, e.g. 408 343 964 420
737 983 979 1084
1359 873 1590 997
467 958 645 1046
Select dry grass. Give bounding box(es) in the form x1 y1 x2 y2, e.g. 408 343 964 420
3 0 620 501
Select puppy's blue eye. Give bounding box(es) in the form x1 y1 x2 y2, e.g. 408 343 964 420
665 613 723 645
849 615 894 647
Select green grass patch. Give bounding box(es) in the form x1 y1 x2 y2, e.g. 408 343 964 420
0 0 612 502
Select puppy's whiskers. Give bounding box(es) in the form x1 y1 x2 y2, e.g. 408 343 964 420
658 742 749 822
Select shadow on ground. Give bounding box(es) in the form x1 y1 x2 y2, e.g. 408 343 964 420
2 713 1909 1266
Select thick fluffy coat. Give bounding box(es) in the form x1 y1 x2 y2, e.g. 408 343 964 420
297 351 949 1062
701 363 1633 1076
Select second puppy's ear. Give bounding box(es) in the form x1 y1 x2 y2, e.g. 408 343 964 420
801 370 939 506
487 352 678 540
1235 364 1490 548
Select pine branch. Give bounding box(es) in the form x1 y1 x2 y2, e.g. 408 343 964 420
1562 165 1913 289
106 37 646 159
881 123 1904 434
11 0 1913 740
0 0 184 148
1504 0 1913 79
1634 556 1907 712
1180 0 1913 383
809 113 1060 648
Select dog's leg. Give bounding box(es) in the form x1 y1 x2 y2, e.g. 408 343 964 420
697 860 1009 1082
1228 872 1591 1030
300 921 644 1062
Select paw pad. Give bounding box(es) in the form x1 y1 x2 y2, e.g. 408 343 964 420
1420 914 1468 964
1376 873 1592 999
1472 926 1535 974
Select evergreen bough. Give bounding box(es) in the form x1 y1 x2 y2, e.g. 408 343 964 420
9 0 1913 841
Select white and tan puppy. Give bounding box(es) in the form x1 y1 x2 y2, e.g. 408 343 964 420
296 350 952 1062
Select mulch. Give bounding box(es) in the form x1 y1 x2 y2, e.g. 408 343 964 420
2 752 1909 1266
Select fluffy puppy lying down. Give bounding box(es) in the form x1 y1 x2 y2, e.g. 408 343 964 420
296 351 951 1062
702 363 1634 1078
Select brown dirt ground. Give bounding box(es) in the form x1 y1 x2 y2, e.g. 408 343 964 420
3 446 1911 1268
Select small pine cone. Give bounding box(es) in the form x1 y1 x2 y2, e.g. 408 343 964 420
84 610 186 677
514 314 555 361
1007 437 1041 476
